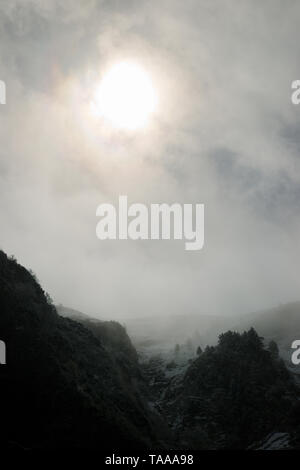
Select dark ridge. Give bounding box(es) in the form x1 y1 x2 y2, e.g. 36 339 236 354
0 250 171 449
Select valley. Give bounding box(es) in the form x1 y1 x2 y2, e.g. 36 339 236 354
1 250 300 450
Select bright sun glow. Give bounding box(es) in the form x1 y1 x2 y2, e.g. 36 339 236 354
92 62 158 130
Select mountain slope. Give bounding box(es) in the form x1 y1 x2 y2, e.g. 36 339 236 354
1 250 299 450
0 251 170 449
162 329 299 449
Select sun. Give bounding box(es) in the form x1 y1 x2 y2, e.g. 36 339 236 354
92 62 158 130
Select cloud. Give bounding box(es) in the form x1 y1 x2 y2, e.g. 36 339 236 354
0 0 300 319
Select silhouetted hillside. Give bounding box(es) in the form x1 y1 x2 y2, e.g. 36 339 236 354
1 250 299 450
162 329 299 449
58 305 138 364
0 251 170 449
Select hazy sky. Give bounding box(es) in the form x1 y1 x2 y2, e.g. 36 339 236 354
0 0 300 319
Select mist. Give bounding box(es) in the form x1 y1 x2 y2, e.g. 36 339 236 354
0 0 300 320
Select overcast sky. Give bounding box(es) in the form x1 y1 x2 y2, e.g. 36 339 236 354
0 0 300 319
